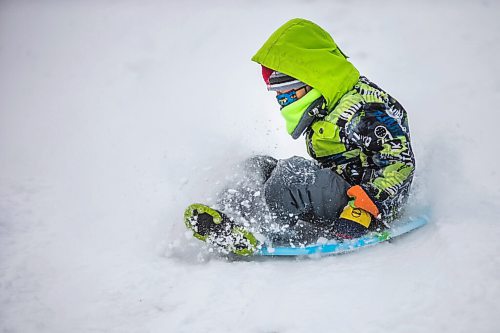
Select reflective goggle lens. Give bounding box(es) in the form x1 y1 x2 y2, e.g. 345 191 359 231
276 90 299 107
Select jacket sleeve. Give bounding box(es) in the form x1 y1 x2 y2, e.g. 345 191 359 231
345 103 415 218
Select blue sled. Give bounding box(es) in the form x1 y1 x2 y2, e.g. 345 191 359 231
256 213 429 256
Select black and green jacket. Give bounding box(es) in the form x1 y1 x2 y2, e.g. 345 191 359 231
252 18 415 219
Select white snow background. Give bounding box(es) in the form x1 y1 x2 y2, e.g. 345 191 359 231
1 0 500 332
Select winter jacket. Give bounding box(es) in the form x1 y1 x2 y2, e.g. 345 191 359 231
252 18 415 220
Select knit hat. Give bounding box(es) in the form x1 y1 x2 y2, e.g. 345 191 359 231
261 66 306 92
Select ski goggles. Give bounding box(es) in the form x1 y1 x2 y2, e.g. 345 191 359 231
276 86 309 107
276 90 299 107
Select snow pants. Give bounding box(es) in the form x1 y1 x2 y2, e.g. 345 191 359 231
217 156 350 241
263 156 350 225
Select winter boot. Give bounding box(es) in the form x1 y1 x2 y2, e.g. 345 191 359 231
184 204 259 256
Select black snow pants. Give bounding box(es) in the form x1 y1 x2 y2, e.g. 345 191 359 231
217 155 350 243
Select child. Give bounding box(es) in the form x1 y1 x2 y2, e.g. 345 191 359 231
184 18 415 253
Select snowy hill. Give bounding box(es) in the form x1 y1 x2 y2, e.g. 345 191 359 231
1 1 500 332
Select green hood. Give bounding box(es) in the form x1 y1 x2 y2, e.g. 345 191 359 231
252 18 360 109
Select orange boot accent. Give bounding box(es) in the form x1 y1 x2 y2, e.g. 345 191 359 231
347 185 380 218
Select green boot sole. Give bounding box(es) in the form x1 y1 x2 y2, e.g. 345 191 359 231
184 203 259 256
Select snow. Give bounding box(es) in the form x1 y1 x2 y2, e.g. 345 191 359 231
1 0 500 332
